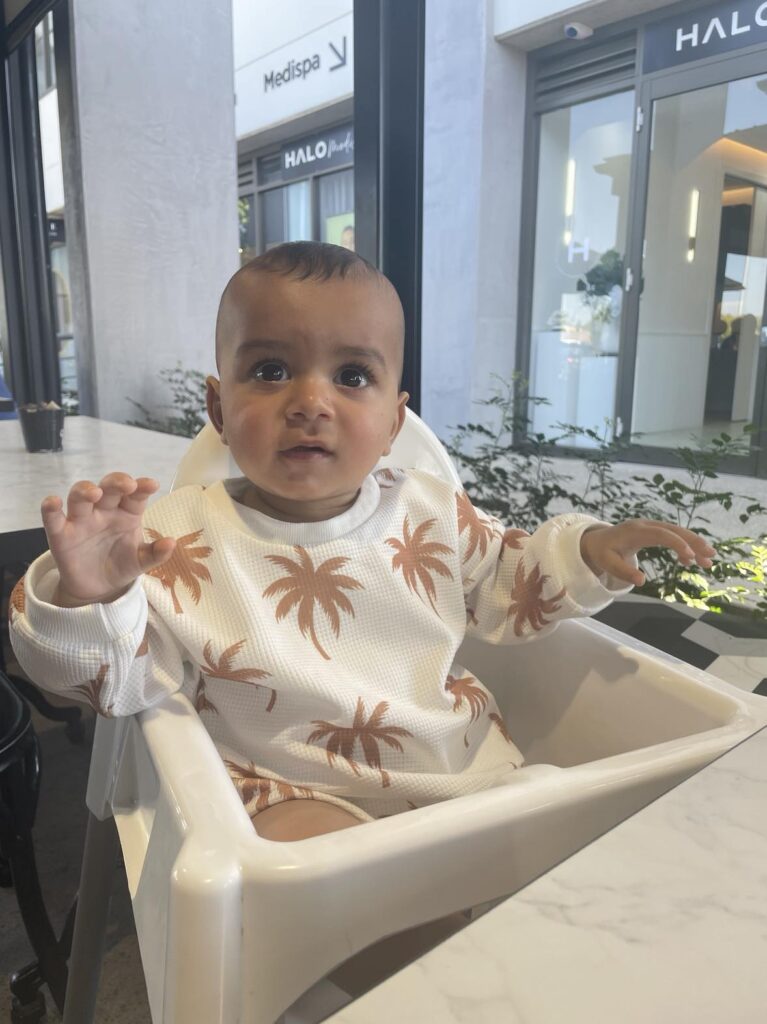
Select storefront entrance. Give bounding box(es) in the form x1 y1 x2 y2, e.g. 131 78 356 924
523 5 767 477
629 59 767 475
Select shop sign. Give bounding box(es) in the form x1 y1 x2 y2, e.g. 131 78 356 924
235 12 353 138
281 125 354 182
644 0 767 72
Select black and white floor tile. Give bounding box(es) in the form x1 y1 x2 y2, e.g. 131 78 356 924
594 596 767 697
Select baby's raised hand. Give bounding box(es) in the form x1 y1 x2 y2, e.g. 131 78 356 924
580 518 716 588
41 473 176 606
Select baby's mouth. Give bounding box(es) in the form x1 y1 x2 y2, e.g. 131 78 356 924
280 444 332 461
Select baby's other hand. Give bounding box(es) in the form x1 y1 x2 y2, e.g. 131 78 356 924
579 519 716 588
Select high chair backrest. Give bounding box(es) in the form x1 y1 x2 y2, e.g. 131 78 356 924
171 406 463 491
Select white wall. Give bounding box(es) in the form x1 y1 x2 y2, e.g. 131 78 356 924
233 0 353 140
420 0 526 444
68 0 239 423
494 0 676 45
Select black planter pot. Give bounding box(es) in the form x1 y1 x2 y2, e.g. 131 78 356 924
18 407 64 453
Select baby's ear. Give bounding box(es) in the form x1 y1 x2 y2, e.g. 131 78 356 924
205 376 228 444
382 392 409 455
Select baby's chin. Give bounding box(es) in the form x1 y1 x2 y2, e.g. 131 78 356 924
240 477 365 515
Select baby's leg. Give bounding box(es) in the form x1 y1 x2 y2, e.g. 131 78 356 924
255 800 467 997
253 798 362 842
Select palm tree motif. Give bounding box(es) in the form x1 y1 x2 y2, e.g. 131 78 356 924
499 528 530 560
200 639 276 711
445 674 489 747
9 575 25 619
135 629 149 658
507 561 566 636
456 491 497 564
193 672 218 715
489 712 514 745
386 515 454 616
262 547 363 661
72 664 114 717
224 759 313 814
146 528 212 614
307 697 413 788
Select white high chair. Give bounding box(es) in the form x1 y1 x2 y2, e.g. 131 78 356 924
63 409 767 1024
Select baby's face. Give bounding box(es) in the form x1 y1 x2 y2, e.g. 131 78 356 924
207 272 408 521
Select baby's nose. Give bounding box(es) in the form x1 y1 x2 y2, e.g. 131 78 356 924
285 377 334 419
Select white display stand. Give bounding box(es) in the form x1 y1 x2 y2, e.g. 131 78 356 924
531 331 618 446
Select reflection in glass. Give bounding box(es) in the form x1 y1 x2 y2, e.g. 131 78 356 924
319 168 354 249
238 194 256 266
529 91 634 447
35 13 76 410
634 73 767 448
260 180 311 250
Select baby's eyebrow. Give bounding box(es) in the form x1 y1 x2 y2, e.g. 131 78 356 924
334 345 388 370
234 338 388 370
234 338 288 358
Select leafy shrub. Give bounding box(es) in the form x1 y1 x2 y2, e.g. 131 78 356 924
445 375 766 616
126 364 207 438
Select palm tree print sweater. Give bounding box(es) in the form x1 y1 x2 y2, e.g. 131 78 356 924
9 469 630 821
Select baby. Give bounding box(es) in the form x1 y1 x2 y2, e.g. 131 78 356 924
9 241 715 843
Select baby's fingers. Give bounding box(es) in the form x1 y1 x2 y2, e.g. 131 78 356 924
115 477 160 516
93 472 138 511
624 522 697 564
41 494 67 537
65 480 103 520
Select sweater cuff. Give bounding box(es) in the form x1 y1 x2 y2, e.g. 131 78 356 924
552 516 634 612
25 551 148 645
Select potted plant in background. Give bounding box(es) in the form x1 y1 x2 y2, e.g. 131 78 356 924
17 400 65 453
576 248 624 353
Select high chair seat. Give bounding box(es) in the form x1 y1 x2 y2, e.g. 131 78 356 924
63 409 767 1024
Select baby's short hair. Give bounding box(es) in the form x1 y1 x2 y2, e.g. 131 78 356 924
216 241 404 373
243 240 378 282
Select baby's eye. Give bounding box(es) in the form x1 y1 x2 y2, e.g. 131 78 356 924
336 365 374 388
253 361 288 382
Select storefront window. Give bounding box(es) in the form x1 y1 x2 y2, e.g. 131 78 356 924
260 180 311 250
239 123 354 258
238 194 256 265
633 73 767 447
319 168 354 249
528 91 634 447
35 14 76 411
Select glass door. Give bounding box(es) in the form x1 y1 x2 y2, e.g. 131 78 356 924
628 62 767 475
527 90 634 447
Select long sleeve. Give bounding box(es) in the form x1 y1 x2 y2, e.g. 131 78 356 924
9 551 187 717
458 497 632 645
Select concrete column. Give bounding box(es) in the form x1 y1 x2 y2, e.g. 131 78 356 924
62 0 238 422
421 0 526 444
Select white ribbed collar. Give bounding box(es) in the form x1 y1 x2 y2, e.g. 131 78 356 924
203 474 381 545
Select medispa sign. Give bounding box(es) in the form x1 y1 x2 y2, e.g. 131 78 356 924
280 125 354 183
235 12 354 138
644 0 767 72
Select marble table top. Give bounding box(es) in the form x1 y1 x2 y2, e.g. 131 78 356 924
327 726 767 1024
0 416 191 536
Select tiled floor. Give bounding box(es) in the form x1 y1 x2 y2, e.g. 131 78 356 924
2 596 765 1023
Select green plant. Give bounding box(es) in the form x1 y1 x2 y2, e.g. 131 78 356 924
576 249 624 300
445 377 766 615
126 364 207 438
